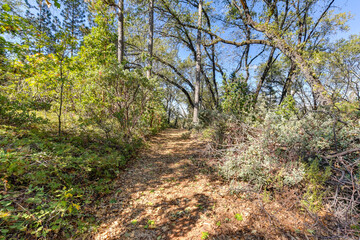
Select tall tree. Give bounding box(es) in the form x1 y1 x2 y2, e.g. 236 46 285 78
236 0 334 105
25 0 57 54
147 0 154 78
60 0 86 56
198 0 340 106
117 0 124 63
193 0 202 124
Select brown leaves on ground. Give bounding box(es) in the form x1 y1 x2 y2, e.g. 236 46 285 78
89 129 317 240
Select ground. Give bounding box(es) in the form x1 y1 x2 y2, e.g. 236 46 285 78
90 129 317 240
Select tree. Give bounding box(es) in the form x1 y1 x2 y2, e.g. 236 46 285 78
198 0 347 106
117 0 124 63
154 0 219 112
147 0 154 78
193 0 202 124
60 0 86 56
37 0 57 53
324 35 360 103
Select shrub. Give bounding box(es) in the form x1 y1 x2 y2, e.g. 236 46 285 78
301 158 332 212
180 131 191 139
220 140 305 189
0 95 45 125
219 105 360 196
0 125 136 239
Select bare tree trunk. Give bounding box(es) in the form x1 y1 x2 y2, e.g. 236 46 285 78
193 0 202 124
38 0 43 54
58 61 64 137
279 62 296 104
205 9 218 107
147 0 154 78
117 0 124 64
211 43 218 107
167 108 171 125
253 47 276 105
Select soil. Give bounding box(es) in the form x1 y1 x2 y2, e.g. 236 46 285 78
90 129 320 240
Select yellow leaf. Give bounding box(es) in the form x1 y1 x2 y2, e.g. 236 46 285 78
0 211 11 218
45 0 52 8
65 193 73 198
73 203 80 210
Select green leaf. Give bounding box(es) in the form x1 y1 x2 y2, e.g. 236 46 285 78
201 231 209 239
2 4 11 12
234 213 243 221
54 0 61 8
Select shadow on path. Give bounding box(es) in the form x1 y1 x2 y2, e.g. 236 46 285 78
90 129 314 240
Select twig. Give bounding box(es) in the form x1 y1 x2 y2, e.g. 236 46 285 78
325 148 360 159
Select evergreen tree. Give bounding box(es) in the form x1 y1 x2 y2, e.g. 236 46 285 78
60 0 86 56
25 0 57 54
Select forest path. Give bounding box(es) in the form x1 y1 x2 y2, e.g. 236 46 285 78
92 129 305 240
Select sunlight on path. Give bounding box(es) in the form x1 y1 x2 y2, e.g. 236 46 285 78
92 129 307 240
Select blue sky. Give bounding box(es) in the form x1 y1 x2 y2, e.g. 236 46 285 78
202 0 360 89
335 0 360 37
177 0 360 64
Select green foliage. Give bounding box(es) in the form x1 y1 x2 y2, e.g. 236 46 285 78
221 139 306 189
75 63 165 141
144 219 155 229
275 95 298 119
302 159 332 212
222 79 254 117
0 125 134 238
0 95 44 125
1 0 359 237
264 110 359 156
0 3 165 237
220 105 360 192
234 213 243 221
201 231 209 239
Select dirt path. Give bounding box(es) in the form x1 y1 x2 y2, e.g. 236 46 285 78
91 129 309 240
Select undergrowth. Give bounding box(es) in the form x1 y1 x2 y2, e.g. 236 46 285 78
0 124 140 239
202 98 360 237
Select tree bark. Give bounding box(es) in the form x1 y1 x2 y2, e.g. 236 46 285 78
279 62 296 104
58 61 64 137
117 0 124 64
253 47 276 105
147 0 154 78
193 0 202 124
203 6 218 107
38 0 43 54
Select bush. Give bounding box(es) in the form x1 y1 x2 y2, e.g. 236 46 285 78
77 64 166 142
219 105 360 199
214 101 360 237
301 158 332 212
0 95 45 125
222 80 253 118
0 125 137 239
220 138 305 189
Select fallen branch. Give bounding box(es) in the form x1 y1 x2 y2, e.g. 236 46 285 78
325 148 360 159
